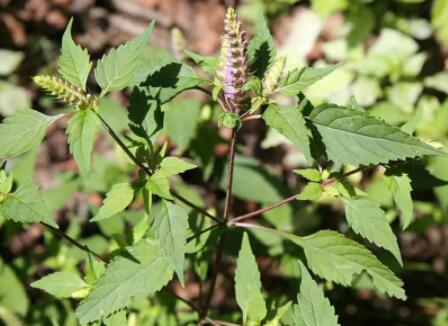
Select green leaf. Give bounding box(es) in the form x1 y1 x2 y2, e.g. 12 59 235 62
293 168 321 182
128 87 163 141
104 310 126 326
308 105 447 166
247 11 276 78
160 157 197 176
0 109 61 158
292 261 339 326
31 271 88 298
95 21 155 96
263 105 312 163
220 156 289 203
141 62 204 103
146 171 172 200
184 50 219 73
153 201 189 285
75 239 173 324
291 230 406 300
0 258 29 316
384 173 413 229
58 18 91 90
0 180 58 227
297 182 322 201
66 109 99 178
432 0 448 45
164 98 202 152
218 112 242 129
90 183 134 222
235 233 267 324
279 64 341 96
344 199 402 265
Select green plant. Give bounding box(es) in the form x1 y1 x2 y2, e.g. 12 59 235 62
0 6 447 326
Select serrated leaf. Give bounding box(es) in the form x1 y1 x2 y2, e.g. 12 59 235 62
384 173 413 229
153 201 189 285
344 199 402 265
58 18 91 90
0 109 61 158
279 64 341 96
184 50 219 73
146 171 172 200
90 183 134 222
66 109 99 178
308 105 447 166
263 104 312 163
235 233 267 324
141 62 204 103
290 230 406 300
95 21 155 96
293 168 322 182
128 87 163 141
75 239 173 324
104 310 126 326
297 182 322 201
0 180 58 227
160 157 197 176
292 261 339 326
247 11 276 78
31 271 88 298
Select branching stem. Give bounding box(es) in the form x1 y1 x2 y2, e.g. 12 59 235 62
41 222 106 262
232 165 371 223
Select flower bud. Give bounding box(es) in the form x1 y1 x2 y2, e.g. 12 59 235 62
33 75 92 109
262 56 286 97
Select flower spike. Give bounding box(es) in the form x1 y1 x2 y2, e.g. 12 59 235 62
217 7 248 111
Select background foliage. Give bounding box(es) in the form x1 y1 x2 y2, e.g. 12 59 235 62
1 0 448 325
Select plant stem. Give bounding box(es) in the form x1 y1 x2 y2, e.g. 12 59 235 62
223 129 237 221
241 114 262 122
201 128 238 318
172 191 221 223
41 222 106 262
186 223 222 243
93 110 218 223
232 165 371 223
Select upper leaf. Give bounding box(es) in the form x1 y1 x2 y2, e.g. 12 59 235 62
184 50 220 74
66 109 99 178
0 180 58 227
95 21 155 96
31 271 88 299
146 171 173 200
308 105 447 166
75 239 173 324
292 261 339 326
153 201 189 285
291 230 406 300
247 11 276 78
344 199 402 265
235 233 267 324
263 104 312 163
384 173 413 229
90 183 135 222
160 157 197 176
278 64 341 96
128 87 163 141
141 62 204 103
58 18 92 90
0 109 61 158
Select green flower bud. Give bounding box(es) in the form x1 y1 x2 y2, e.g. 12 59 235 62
33 75 92 109
262 56 286 97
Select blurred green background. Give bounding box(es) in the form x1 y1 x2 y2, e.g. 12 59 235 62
2 0 448 325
